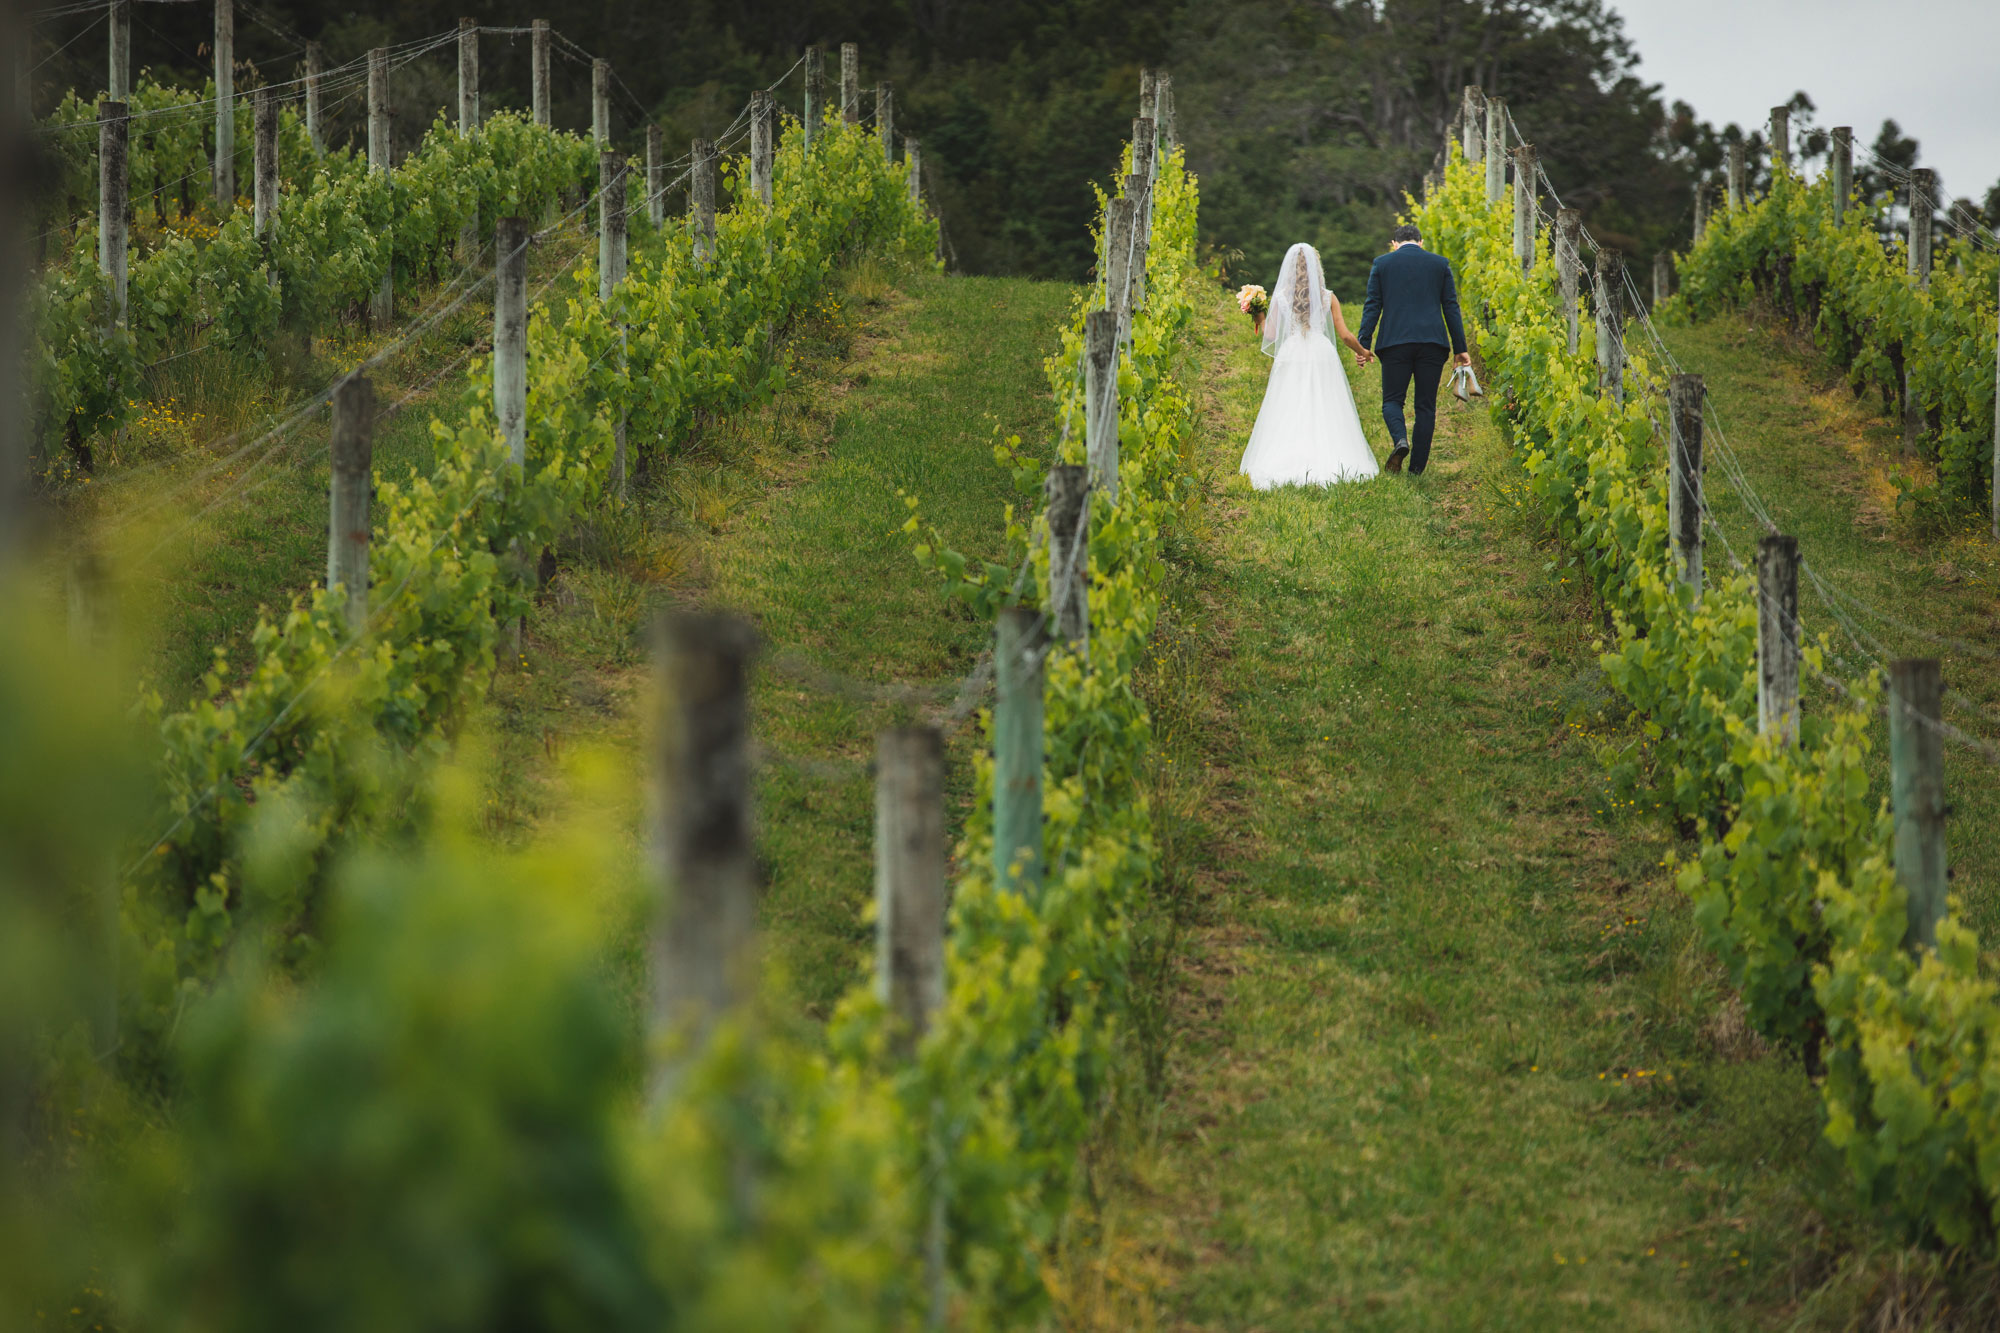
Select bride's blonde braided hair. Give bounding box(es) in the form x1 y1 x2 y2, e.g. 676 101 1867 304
1290 252 1312 324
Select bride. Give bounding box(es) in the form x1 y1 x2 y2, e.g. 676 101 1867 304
1239 243 1379 488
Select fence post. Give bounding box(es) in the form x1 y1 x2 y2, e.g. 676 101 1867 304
596 150 628 298
458 17 478 134
1594 246 1624 404
252 88 276 244
1769 104 1789 174
649 611 760 1103
1103 195 1133 315
1461 85 1483 164
993 607 1044 897
304 41 324 155
1556 207 1581 356
692 138 715 265
1889 658 1947 953
1652 251 1671 308
367 47 392 328
1484 96 1506 205
212 0 234 212
877 82 893 165
108 0 129 102
1668 373 1704 594
1138 67 1155 122
592 58 610 146
328 374 374 631
531 20 550 127
494 216 527 468
749 93 771 207
841 43 859 125
1157 70 1177 151
1125 172 1150 309
1905 167 1935 457
98 101 127 331
1726 141 1744 211
906 137 922 205
1512 144 1536 274
875 725 945 1055
1132 116 1156 189
1831 126 1852 225
1044 464 1090 645
646 123 663 226
1084 309 1120 501
1755 534 1800 744
1692 180 1707 242
803 45 823 152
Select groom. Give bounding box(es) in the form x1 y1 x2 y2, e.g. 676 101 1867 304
1356 224 1470 475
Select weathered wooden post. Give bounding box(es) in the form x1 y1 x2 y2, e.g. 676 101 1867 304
1132 115 1156 186
494 216 528 468
253 88 277 279
1044 464 1090 645
1125 172 1150 309
1905 168 1935 456
212 0 234 212
599 151 626 298
1084 309 1120 500
1726 140 1744 211
692 138 715 265
1889 658 1947 953
649 611 760 1101
877 82 893 164
98 101 127 331
749 92 772 207
1102 197 1134 339
1756 534 1799 744
1831 126 1852 225
367 47 392 327
327 374 374 630
108 0 130 102
645 124 664 226
1138 67 1155 122
840 43 859 125
1484 95 1506 205
1594 246 1624 404
1556 207 1581 355
906 137 922 205
1652 251 1671 308
875 725 945 1055
1461 85 1483 165
803 45 823 152
1668 373 1704 594
993 607 1044 897
1692 180 1708 242
1769 105 1789 174
592 58 610 145
458 17 478 133
1512 144 1536 273
304 41 324 155
1157 70 1177 151
531 20 550 127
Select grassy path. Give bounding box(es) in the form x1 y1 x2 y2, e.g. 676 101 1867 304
1116 296 1862 1330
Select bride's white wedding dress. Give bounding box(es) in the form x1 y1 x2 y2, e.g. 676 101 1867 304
1239 243 1379 488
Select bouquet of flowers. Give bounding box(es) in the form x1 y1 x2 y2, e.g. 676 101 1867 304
1236 284 1269 331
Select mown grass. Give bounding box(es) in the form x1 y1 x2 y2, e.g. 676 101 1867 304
1063 292 2000 1330
1656 311 2000 945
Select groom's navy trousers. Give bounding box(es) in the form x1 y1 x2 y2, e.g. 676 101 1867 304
1377 342 1450 475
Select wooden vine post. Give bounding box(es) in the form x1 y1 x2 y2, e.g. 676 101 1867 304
1905 168 1935 456
841 43 860 125
1102 197 1134 339
367 47 392 327
108 0 129 101
1652 251 1671 308
327 374 374 630
1692 181 1707 242
1889 658 1947 953
598 151 626 298
1484 96 1506 205
692 138 715 265
1157 70 1176 150
803 46 823 152
993 607 1045 898
494 216 528 471
1726 141 1744 211
1667 373 1705 595
1755 534 1800 745
1461 85 1483 165
592 58 610 145
1124 172 1150 310
906 137 922 205
1556 208 1581 355
1044 464 1091 645
1084 312 1121 501
213 0 234 212
1138 67 1155 123
1594 245 1624 404
1769 105 1789 173
749 92 772 207
531 20 551 127
305 42 324 155
98 100 127 331
646 124 664 227
253 89 277 245
1511 144 1536 274
1831 126 1853 225
877 82 894 164
649 611 760 1104
458 18 479 133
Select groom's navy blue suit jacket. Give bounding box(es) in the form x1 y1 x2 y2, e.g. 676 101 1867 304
1357 244 1469 354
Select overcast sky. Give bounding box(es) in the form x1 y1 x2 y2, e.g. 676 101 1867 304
1607 0 2000 205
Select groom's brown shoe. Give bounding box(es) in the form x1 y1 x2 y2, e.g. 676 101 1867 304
1385 442 1409 473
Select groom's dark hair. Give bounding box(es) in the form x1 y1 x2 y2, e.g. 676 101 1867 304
1390 224 1422 244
